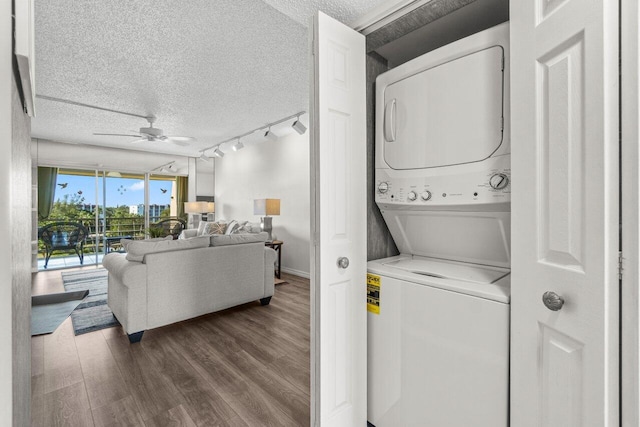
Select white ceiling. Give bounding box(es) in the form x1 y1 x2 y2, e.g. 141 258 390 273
32 0 388 159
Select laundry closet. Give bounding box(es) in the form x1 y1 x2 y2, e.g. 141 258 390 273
310 0 624 425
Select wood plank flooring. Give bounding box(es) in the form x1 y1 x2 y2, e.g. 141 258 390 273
31 268 310 426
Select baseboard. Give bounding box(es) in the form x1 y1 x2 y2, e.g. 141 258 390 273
281 267 310 279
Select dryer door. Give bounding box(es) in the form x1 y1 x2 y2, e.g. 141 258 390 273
383 46 505 170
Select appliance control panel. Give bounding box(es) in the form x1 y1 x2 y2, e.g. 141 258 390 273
375 162 511 208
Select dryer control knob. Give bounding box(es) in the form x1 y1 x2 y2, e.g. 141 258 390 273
378 182 389 193
420 191 432 201
489 173 509 190
407 191 417 201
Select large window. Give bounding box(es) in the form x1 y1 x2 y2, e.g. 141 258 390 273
37 168 183 270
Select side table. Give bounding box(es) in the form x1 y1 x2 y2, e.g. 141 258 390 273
265 240 284 283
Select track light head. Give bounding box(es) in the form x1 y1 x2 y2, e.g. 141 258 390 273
213 147 224 158
167 164 177 172
232 140 244 151
292 117 307 135
199 152 211 162
264 127 278 141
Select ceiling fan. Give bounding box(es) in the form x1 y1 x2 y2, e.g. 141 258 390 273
94 115 195 146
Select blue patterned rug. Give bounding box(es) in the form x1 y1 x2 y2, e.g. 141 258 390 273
61 268 120 335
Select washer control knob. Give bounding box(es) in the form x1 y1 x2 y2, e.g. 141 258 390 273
378 182 389 193
420 191 432 201
407 191 417 201
489 173 509 190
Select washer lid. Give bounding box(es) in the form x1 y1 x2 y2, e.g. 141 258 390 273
367 255 511 303
383 257 509 284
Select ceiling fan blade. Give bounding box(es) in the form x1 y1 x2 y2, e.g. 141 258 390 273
170 139 191 147
94 133 142 137
167 136 196 142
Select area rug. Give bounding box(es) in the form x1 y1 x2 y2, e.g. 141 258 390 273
61 268 120 335
31 290 89 336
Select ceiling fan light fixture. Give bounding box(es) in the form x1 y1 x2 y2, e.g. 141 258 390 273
292 116 307 135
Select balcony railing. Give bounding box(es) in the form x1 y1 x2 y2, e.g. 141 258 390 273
37 215 178 260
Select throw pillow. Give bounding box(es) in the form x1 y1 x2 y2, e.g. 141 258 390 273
225 220 239 235
203 221 227 235
235 221 262 234
231 220 248 234
196 220 208 236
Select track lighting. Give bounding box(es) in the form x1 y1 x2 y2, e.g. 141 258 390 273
167 164 177 172
292 116 307 135
264 126 278 141
198 111 306 157
199 152 211 162
232 139 244 151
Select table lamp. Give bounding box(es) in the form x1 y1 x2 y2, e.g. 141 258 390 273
253 198 280 241
184 201 212 229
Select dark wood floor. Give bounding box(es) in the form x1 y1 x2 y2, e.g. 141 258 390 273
31 268 310 426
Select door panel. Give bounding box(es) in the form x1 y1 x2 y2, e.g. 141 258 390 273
310 11 366 427
537 32 585 271
510 0 619 425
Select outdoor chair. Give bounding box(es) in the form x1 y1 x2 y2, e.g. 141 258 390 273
39 222 89 269
151 218 186 240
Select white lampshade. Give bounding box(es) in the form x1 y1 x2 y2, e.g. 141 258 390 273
253 199 280 216
184 201 206 214
204 202 215 213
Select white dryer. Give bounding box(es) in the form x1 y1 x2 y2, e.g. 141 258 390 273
368 23 511 427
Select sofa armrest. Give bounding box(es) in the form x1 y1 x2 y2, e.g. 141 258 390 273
102 253 147 288
264 247 277 297
179 229 199 239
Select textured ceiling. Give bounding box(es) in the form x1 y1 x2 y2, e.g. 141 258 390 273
263 0 389 26
32 0 389 159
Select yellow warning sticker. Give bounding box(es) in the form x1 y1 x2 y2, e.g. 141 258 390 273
367 273 381 314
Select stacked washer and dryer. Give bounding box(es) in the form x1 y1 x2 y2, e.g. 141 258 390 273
367 23 511 427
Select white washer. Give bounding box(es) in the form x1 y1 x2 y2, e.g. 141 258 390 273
368 22 511 427
367 255 510 427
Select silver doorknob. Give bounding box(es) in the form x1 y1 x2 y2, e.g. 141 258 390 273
542 291 565 311
337 257 350 269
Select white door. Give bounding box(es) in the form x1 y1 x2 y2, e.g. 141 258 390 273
310 11 366 427
510 0 619 425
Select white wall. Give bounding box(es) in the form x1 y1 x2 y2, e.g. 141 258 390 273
215 132 310 277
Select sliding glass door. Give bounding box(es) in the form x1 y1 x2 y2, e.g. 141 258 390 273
101 172 146 254
37 168 184 270
37 168 100 269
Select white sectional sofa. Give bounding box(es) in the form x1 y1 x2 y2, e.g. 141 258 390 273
102 232 276 343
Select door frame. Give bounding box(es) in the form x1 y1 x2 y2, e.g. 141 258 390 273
621 0 639 424
307 1 640 425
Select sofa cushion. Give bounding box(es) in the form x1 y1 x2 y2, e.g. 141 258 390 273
125 236 209 262
210 232 268 247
